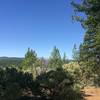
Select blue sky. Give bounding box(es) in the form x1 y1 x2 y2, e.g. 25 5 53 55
0 0 84 58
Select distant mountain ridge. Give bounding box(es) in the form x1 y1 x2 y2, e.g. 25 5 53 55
0 57 24 60
0 57 24 68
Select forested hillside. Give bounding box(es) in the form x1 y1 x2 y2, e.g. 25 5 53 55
0 57 23 68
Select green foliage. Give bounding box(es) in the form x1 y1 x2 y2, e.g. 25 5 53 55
0 66 83 100
21 48 38 72
48 46 63 70
37 68 83 100
0 47 84 100
63 62 82 85
0 57 23 69
0 67 36 100
72 0 100 86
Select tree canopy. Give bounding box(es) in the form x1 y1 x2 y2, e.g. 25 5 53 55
72 0 100 86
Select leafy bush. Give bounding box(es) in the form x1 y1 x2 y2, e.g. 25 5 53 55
37 68 83 100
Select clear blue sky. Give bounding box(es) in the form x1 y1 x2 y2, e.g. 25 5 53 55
0 0 84 58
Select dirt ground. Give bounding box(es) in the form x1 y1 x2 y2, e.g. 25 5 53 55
83 87 100 100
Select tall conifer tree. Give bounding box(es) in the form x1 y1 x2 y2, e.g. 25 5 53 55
72 0 100 85
48 46 62 70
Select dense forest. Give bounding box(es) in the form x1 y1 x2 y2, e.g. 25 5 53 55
0 0 100 100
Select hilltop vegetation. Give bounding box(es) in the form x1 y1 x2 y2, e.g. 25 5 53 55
0 47 84 100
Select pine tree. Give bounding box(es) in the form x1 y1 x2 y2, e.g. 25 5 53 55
21 48 37 72
72 0 100 85
48 46 62 70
